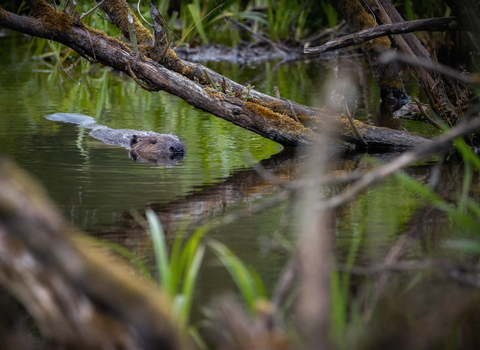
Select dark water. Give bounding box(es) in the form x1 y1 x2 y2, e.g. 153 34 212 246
0 29 451 315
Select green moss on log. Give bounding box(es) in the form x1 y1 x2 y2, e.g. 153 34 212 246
100 0 152 45
29 0 73 33
243 101 307 136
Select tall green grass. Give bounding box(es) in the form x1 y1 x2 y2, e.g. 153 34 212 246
146 209 207 329
145 208 269 323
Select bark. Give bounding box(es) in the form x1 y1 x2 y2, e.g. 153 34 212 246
0 157 185 350
305 17 458 55
0 0 430 149
327 0 408 102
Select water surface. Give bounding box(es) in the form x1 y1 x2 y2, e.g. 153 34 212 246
0 29 453 315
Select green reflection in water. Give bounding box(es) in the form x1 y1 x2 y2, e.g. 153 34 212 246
0 32 284 231
0 30 454 327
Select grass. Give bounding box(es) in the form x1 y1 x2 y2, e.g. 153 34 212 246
145 207 270 323
146 209 208 329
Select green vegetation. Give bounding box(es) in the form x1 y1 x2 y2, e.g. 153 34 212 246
3 0 480 348
14 0 454 52
146 209 207 328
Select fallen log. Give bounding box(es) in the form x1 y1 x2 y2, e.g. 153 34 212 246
0 0 430 149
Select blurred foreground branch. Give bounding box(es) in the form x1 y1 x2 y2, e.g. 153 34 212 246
0 158 185 350
321 116 480 209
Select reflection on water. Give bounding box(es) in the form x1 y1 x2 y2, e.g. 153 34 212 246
0 30 454 312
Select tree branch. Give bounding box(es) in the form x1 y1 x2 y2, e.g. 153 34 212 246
305 17 457 55
0 4 430 149
321 116 480 209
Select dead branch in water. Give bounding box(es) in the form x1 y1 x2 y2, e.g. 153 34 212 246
369 0 466 124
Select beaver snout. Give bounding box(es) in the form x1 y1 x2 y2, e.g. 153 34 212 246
169 142 186 154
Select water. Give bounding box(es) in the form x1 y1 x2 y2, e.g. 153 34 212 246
0 29 455 320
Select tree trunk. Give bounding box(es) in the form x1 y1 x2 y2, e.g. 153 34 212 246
0 0 430 149
365 0 468 124
327 0 408 102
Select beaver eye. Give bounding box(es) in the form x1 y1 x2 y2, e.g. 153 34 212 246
150 140 157 145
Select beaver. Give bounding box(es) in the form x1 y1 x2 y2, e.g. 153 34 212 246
45 113 186 165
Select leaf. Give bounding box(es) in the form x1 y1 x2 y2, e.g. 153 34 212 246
146 209 172 294
208 239 259 312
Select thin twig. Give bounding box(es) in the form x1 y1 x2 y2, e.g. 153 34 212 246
48 41 78 83
136 0 152 27
344 102 367 146
229 18 289 57
414 96 442 130
80 0 105 20
202 68 217 89
287 100 300 123
273 86 300 123
127 61 157 91
174 4 224 50
86 30 97 62
61 0 71 13
320 116 480 210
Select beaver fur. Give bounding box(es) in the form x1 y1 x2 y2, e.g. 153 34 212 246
129 134 185 164
45 113 186 165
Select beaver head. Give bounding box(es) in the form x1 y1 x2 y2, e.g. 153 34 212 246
129 134 186 164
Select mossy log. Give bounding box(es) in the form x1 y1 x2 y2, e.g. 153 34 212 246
0 157 185 349
0 0 430 149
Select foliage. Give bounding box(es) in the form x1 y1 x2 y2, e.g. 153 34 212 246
146 209 207 328
5 0 480 347
208 239 267 313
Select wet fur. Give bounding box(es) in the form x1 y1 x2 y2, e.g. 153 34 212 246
129 135 186 164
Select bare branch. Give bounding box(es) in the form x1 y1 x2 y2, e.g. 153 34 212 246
305 17 457 55
414 96 443 130
381 51 480 84
80 0 105 20
320 116 480 209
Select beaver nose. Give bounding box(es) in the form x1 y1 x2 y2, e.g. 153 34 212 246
169 142 185 154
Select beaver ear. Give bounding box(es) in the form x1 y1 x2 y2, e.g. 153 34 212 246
130 135 139 147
